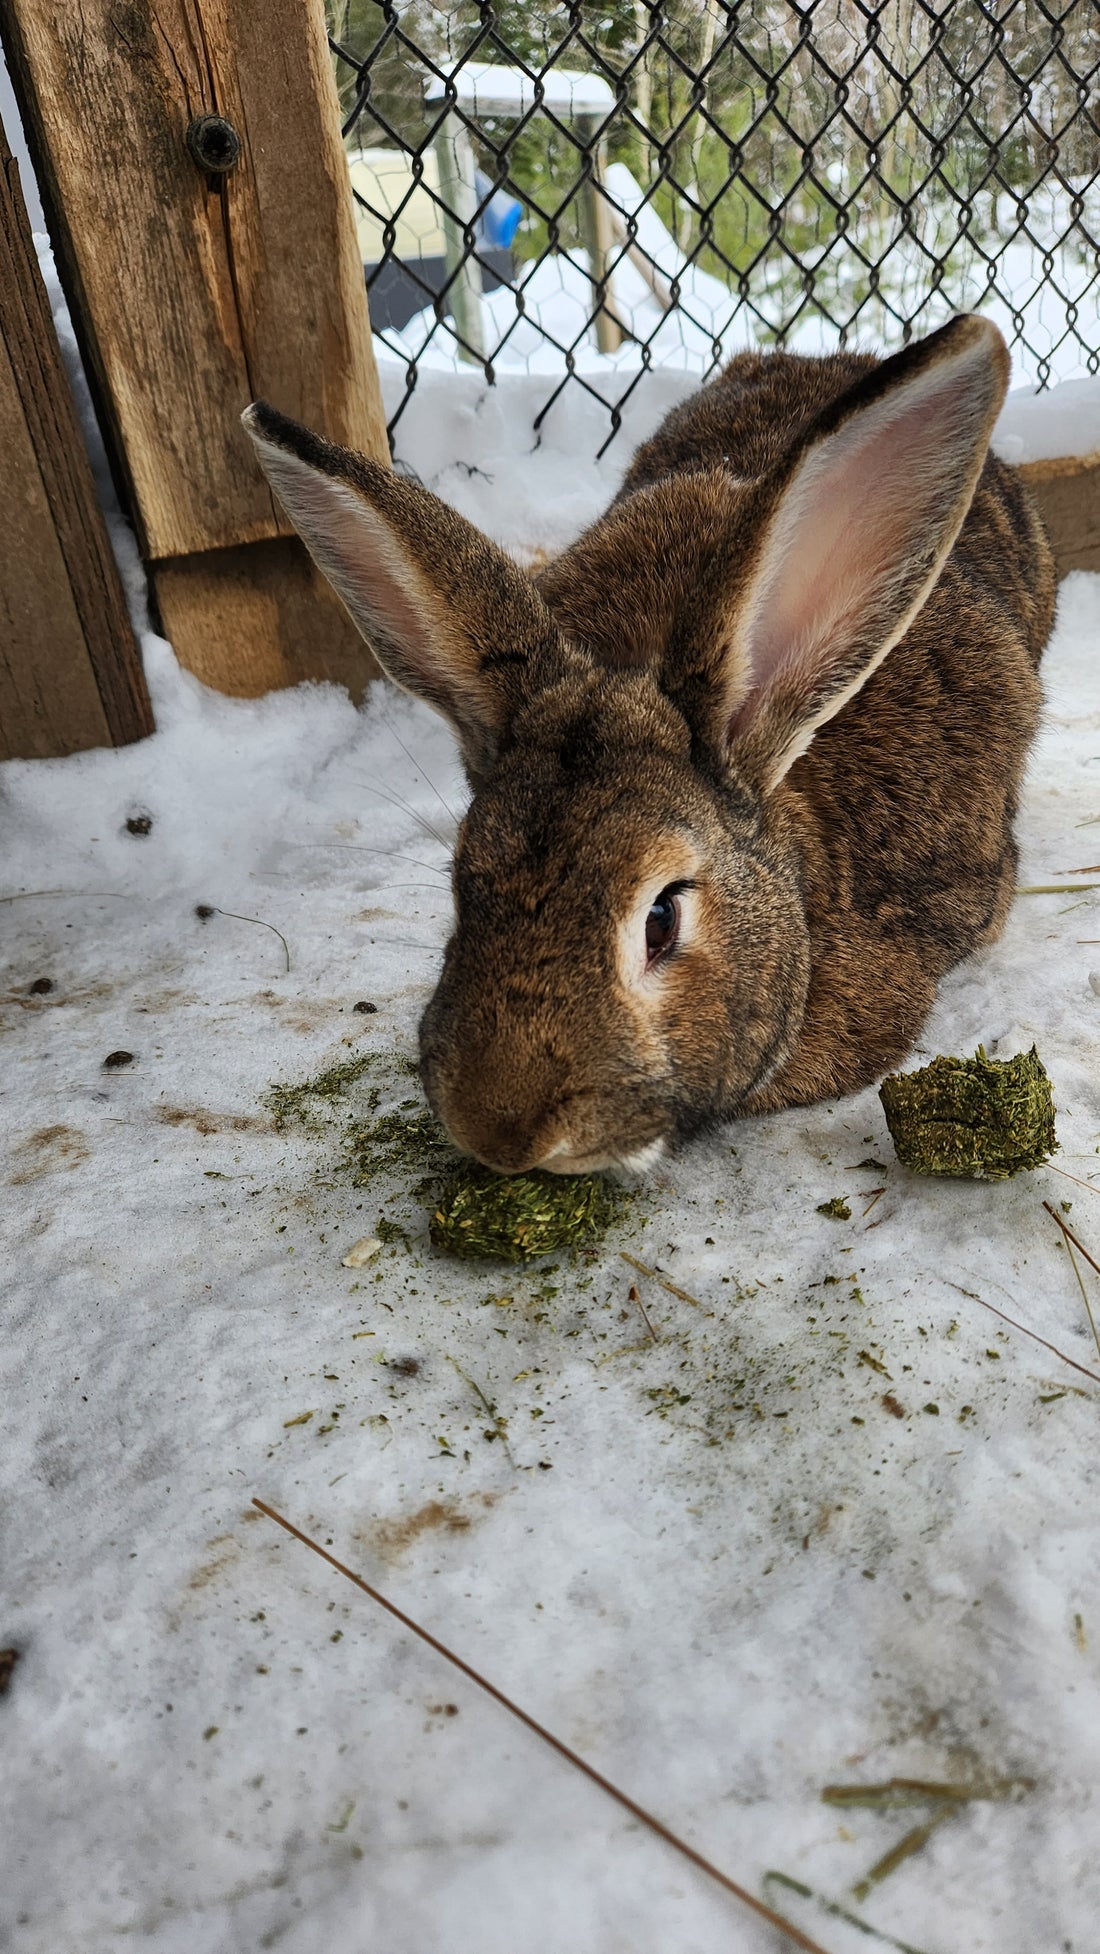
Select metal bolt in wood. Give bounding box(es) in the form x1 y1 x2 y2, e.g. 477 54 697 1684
185 113 241 176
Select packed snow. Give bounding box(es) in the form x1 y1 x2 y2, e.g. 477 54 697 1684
4 342 1100 1954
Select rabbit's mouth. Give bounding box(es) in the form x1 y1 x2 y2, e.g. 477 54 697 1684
537 1134 666 1179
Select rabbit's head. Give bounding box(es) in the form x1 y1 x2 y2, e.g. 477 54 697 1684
244 314 1008 1173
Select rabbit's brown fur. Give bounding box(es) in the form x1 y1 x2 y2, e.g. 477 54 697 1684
535 345 1053 1116
244 316 1055 1174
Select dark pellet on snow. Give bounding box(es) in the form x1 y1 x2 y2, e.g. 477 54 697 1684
195 904 215 921
353 1000 377 1015
28 977 53 995
103 1050 135 1070
125 813 153 836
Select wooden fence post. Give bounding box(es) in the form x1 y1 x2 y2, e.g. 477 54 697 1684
0 111 152 761
0 0 389 699
1018 453 1100 579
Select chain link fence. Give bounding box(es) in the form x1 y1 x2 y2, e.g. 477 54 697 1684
327 1 1100 449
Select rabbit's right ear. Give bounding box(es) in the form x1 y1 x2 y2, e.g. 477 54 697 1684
714 315 1011 794
242 403 564 783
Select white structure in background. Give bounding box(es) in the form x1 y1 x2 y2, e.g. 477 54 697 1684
348 147 449 268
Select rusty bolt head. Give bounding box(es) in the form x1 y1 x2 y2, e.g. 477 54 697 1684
186 115 241 177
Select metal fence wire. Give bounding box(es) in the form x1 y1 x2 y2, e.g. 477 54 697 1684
327 1 1100 448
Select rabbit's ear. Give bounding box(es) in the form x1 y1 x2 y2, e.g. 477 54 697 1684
242 403 563 782
718 315 1010 793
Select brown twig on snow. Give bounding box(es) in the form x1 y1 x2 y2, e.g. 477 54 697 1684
627 1282 659 1342
943 1281 1100 1388
620 1251 704 1310
1042 1201 1100 1280
852 1808 954 1903
1047 1163 1100 1200
251 1498 836 1954
1042 1202 1100 1364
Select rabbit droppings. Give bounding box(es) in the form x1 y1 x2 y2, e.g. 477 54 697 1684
244 315 1054 1178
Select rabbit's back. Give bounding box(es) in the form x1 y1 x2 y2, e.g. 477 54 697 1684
622 344 1053 669
619 348 879 492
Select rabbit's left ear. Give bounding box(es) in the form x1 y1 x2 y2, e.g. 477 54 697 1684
243 403 565 784
716 314 1010 793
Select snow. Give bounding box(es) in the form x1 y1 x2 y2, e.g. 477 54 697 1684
382 349 1100 558
994 378 1100 467
4 356 1100 1954
381 180 1100 399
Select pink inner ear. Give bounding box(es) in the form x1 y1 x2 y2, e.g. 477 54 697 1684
248 434 493 733
740 357 983 708
259 456 443 680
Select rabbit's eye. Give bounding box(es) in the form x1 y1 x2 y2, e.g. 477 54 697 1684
645 888 681 964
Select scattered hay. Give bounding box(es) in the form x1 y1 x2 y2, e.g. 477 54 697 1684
816 1196 851 1221
267 1052 380 1129
345 1104 455 1189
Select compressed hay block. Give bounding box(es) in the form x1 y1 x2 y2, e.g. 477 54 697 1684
430 1164 619 1262
879 1045 1057 1180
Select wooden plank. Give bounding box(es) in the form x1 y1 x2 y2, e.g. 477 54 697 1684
0 117 151 760
1018 451 1100 578
0 329 109 759
152 538 377 701
0 0 388 568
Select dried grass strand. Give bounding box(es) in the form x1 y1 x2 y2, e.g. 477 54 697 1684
251 1498 835 1954
0 888 131 904
208 906 290 973
944 1281 1100 1387
620 1251 704 1309
1047 1163 1100 1199
1017 882 1100 894
1043 1202 1100 1364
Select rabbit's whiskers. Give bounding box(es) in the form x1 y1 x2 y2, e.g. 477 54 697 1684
380 710 463 828
338 774 454 850
290 841 448 879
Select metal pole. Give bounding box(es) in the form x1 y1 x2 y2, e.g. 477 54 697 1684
433 111 485 362
577 115 624 354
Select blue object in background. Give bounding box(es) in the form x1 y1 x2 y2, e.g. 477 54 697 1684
475 169 523 251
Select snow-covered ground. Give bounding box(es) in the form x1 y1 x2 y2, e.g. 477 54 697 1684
4 348 1100 1954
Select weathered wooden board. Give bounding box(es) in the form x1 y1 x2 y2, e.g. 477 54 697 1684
1019 451 1100 579
0 119 151 761
0 0 389 568
154 538 378 701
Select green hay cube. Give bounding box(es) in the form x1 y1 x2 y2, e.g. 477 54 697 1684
430 1164 619 1263
879 1046 1057 1181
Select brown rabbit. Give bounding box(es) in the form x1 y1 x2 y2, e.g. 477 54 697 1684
244 315 1054 1176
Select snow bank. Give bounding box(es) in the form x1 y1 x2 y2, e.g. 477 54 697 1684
994 376 1100 466
381 353 1100 570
